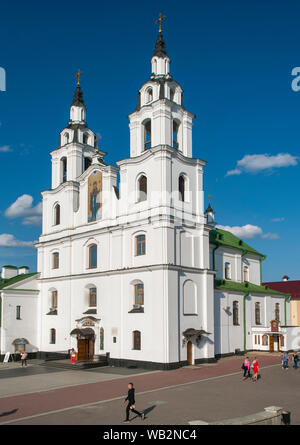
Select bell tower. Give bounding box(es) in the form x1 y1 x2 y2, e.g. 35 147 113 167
50 72 99 189
128 15 195 158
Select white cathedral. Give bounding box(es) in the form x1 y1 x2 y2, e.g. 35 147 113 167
0 26 298 368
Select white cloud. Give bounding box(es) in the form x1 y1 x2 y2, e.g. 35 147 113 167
217 224 279 241
226 153 299 176
0 145 12 153
5 194 42 226
271 217 285 223
226 168 242 176
217 224 263 239
261 232 280 240
0 234 35 248
22 215 42 226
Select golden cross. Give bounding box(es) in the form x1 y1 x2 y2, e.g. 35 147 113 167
155 13 166 33
208 194 212 204
76 69 82 86
95 135 101 153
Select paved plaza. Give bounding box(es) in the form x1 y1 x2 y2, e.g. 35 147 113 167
0 353 299 425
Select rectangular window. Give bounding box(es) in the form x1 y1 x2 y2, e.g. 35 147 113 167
136 235 146 256
135 284 144 305
53 252 59 269
52 291 58 309
16 306 21 320
89 245 97 269
225 263 231 280
133 331 141 350
89 288 97 307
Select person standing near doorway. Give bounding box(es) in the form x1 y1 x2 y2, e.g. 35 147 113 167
293 351 299 369
123 383 145 423
21 352 27 367
70 348 76 364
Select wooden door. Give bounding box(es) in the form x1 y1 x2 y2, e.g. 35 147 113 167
77 339 88 361
269 335 274 352
187 341 193 365
88 339 95 361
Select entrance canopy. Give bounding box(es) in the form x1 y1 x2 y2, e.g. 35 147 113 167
70 328 95 338
183 328 211 338
12 338 29 345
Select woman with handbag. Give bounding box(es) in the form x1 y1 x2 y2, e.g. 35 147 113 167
242 357 251 380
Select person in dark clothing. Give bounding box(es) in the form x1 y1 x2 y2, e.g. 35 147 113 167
123 383 145 423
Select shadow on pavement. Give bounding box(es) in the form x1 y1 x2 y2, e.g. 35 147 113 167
0 408 18 417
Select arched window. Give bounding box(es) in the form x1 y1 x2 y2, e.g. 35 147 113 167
275 303 280 322
133 330 141 350
52 252 59 269
143 120 151 150
280 335 284 347
243 266 249 282
65 132 69 144
50 328 56 344
233 301 239 325
89 287 97 307
225 262 231 280
83 133 89 145
138 175 147 202
146 88 153 103
170 88 175 102
262 334 268 346
61 157 67 183
54 204 60 226
84 157 92 170
51 291 58 309
255 302 261 325
173 121 180 149
136 235 146 256
179 175 185 202
134 283 144 306
89 244 97 269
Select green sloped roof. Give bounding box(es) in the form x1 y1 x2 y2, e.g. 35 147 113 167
215 279 288 296
0 273 38 290
210 228 265 258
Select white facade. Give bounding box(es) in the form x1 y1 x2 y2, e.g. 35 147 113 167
0 270 39 355
1 29 297 366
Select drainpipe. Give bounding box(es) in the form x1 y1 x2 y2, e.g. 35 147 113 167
212 245 219 271
284 295 290 326
243 291 249 352
259 255 267 284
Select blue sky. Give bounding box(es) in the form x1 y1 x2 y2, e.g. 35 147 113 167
0 0 299 281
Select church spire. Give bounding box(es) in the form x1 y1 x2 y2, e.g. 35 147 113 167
154 13 168 58
151 14 170 79
69 70 86 124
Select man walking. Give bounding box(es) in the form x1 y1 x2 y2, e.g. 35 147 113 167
293 351 299 369
123 383 145 423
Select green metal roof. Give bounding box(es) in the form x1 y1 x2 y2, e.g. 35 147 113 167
210 228 265 258
215 279 288 296
0 273 38 290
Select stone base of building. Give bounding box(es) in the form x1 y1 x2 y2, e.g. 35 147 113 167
108 356 217 370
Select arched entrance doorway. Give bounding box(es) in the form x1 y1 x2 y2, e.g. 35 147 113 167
187 341 193 365
70 328 95 361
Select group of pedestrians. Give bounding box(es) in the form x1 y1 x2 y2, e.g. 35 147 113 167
241 357 259 381
282 351 299 370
